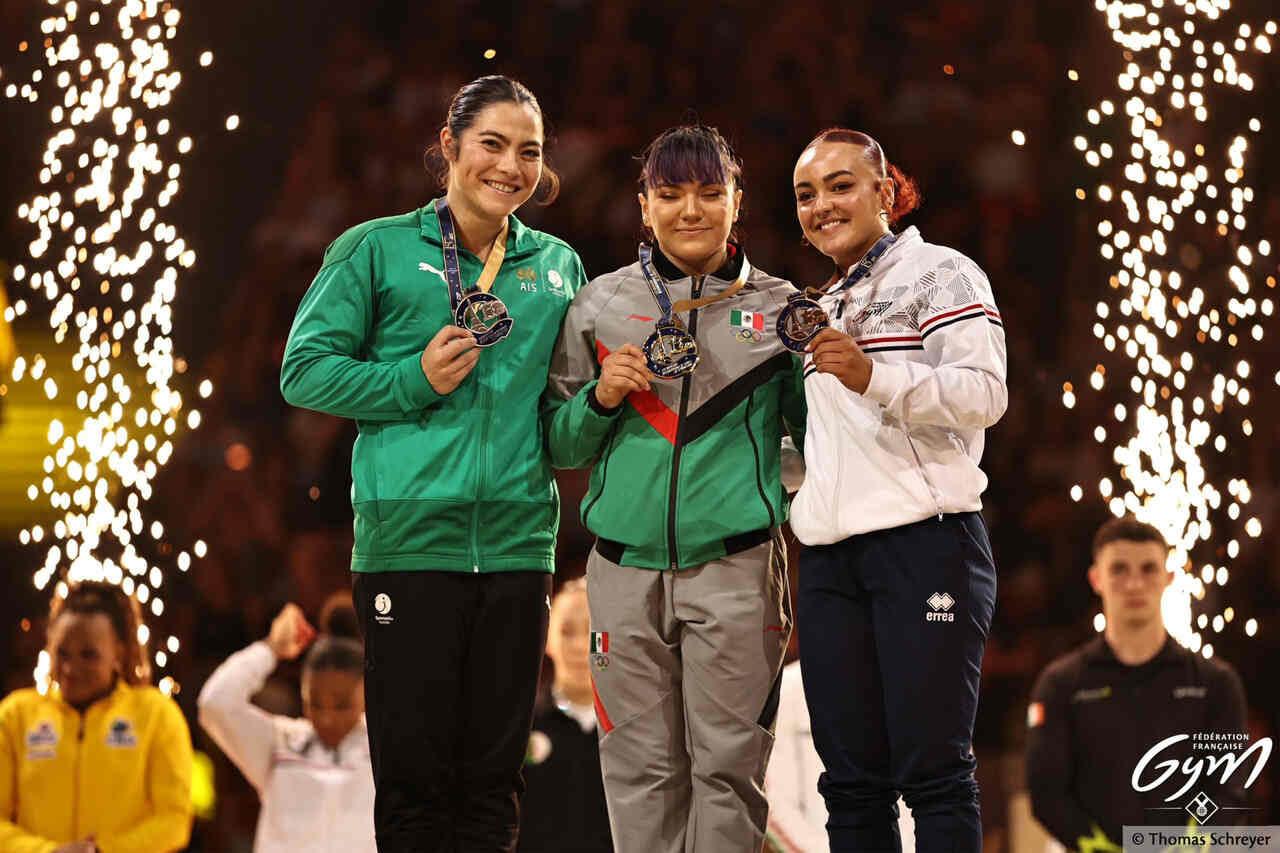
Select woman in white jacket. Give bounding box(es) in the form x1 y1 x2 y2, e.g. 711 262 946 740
198 599 375 853
789 129 1006 853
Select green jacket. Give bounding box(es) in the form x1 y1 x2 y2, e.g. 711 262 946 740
546 247 806 570
281 202 585 573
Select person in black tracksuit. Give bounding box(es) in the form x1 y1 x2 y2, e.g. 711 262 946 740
519 704 612 853
517 580 612 853
1026 518 1251 851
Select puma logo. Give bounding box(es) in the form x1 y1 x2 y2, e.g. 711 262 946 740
418 261 446 283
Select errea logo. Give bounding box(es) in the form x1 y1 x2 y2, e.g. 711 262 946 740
926 592 955 622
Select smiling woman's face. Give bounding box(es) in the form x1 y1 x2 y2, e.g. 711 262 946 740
442 100 544 222
793 140 892 270
638 179 742 276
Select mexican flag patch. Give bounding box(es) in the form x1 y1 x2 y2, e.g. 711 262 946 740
590 631 609 654
730 309 764 331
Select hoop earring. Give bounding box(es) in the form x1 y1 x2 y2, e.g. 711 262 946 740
800 235 810 247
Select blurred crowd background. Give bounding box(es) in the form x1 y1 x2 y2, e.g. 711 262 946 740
2 0 1278 849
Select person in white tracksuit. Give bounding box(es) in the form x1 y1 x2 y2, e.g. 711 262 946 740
789 129 1006 853
198 599 375 853
765 661 915 853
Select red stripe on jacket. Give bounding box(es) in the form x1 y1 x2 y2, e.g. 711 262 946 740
596 340 678 444
591 677 614 734
920 302 987 330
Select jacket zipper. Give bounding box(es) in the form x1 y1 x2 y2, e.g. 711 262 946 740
903 426 945 520
743 391 776 528
72 712 84 839
667 275 702 570
470 262 492 574
472 402 486 571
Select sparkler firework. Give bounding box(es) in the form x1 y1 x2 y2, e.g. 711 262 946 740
3 0 225 694
1068 0 1274 655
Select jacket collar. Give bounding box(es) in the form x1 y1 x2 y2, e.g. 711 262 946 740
838 225 921 287
651 241 746 284
417 197 541 258
1084 633 1181 668
51 677 128 714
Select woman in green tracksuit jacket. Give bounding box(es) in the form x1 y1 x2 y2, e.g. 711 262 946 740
280 76 586 853
546 125 806 853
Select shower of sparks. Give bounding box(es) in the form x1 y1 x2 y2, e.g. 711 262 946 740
1068 0 1273 656
4 0 221 696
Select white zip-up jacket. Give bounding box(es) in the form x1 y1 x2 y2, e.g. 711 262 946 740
197 642 375 853
790 226 1006 544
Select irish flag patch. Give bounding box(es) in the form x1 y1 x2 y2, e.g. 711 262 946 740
730 309 764 331
590 631 609 654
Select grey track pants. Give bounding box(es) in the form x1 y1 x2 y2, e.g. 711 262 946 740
586 532 791 853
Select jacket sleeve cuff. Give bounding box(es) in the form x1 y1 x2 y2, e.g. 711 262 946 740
584 380 624 417
396 351 444 412
862 359 906 407
249 640 280 666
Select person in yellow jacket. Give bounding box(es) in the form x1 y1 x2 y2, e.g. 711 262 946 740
0 580 193 853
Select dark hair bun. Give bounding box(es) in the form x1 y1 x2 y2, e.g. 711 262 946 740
318 592 360 640
304 593 365 676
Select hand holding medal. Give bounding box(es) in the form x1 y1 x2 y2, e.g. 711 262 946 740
595 343 651 408
421 325 480 395
806 327 874 394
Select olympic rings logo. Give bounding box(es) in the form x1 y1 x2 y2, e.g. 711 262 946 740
734 328 764 344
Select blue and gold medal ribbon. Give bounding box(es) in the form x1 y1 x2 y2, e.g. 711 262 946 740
434 197 509 304
828 231 897 295
637 242 752 323
435 197 512 345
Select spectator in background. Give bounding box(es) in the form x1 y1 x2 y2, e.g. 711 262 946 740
765 659 914 853
517 579 611 853
1026 517 1251 851
198 595 374 853
0 581 193 853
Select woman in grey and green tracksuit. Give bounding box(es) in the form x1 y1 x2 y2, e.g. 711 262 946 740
546 125 806 853
280 76 586 853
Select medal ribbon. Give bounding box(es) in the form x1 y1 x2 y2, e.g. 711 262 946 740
435 197 509 308
828 231 897 295
637 243 752 323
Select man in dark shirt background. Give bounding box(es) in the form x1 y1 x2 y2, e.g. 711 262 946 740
1026 517 1253 851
